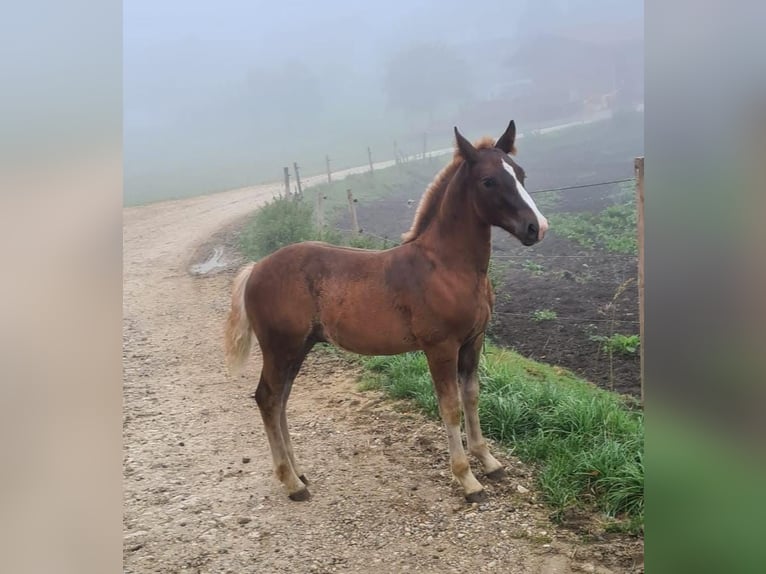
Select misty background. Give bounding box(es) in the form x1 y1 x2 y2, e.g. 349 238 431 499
124 0 643 205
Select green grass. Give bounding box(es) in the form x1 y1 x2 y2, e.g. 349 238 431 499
360 344 644 530
531 309 558 322
531 190 562 213
346 234 394 250
549 182 638 255
310 157 448 223
522 260 545 276
239 197 318 260
590 333 640 356
487 257 510 291
521 109 643 158
239 196 393 260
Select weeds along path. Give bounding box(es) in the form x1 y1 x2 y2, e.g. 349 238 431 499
123 172 641 573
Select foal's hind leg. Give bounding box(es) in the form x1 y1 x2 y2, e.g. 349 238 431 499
425 344 485 502
279 353 311 485
458 335 504 480
281 409 307 485
255 352 309 501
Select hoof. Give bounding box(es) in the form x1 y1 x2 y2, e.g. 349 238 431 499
288 487 311 502
299 474 309 485
465 489 487 504
485 467 506 481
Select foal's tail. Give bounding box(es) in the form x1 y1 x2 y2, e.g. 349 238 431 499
224 262 255 376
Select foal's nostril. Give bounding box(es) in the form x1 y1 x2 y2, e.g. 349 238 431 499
527 222 538 238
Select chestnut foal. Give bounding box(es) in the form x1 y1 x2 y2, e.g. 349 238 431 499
225 120 548 502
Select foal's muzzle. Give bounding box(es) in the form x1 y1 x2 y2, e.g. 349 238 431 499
521 217 549 245
520 221 541 246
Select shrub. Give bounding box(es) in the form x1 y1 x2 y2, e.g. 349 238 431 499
240 198 317 259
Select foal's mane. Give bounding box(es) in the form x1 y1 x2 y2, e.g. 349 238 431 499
401 136 497 243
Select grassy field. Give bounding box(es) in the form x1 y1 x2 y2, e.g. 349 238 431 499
520 109 643 157
548 181 638 255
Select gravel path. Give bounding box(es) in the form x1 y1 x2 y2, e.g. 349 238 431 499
123 168 642 573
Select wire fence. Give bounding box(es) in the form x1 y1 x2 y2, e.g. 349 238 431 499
331 175 637 246
494 312 639 325
528 178 634 195
490 254 633 259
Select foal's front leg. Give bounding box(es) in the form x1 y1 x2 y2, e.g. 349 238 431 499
425 344 485 502
458 336 505 479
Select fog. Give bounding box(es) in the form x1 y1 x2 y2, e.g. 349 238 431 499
124 0 643 205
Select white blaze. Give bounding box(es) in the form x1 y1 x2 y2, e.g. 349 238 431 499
502 159 549 239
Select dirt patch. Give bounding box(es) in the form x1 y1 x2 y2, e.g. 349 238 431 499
489 235 640 397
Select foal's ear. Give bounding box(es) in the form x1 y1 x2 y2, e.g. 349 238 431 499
454 127 479 164
496 119 517 155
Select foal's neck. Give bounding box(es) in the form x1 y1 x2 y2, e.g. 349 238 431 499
420 163 492 274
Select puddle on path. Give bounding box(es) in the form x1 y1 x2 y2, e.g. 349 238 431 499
190 246 227 275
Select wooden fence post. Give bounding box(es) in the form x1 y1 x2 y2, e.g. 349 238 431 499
326 155 332 183
634 156 645 404
367 147 374 174
394 141 399 165
283 166 291 199
293 161 303 199
347 188 360 235
315 189 325 230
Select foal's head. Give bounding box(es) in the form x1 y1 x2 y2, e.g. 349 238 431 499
455 121 548 246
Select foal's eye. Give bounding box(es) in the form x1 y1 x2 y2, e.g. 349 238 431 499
482 178 496 188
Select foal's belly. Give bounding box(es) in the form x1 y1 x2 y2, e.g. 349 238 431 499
321 310 420 356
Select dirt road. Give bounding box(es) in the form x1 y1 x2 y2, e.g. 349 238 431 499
123 168 642 573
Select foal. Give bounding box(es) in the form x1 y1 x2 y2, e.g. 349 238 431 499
225 120 548 502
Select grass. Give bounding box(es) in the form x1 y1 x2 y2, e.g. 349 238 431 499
532 190 562 212
309 157 448 223
521 109 643 158
488 257 511 291
531 309 558 322
239 196 393 259
522 260 545 276
360 344 644 531
596 279 638 391
239 197 318 260
549 181 638 255
590 333 640 356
